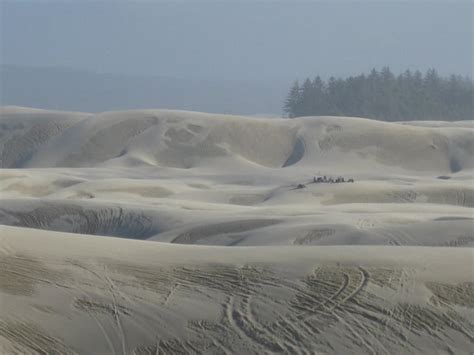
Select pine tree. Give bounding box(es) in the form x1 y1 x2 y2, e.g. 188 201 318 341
283 68 473 121
301 78 314 116
283 80 301 118
311 76 325 115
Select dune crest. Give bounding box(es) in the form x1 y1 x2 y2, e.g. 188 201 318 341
1 107 472 173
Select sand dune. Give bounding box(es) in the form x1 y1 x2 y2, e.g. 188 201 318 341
0 107 473 353
2 106 473 173
0 226 472 354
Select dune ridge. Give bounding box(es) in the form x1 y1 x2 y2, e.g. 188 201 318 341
2 106 473 173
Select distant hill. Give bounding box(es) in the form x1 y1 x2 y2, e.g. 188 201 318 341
2 106 473 174
0 65 286 115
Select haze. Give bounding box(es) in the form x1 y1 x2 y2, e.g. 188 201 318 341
3 1 472 80
1 1 472 114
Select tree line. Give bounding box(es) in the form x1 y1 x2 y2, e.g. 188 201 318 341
284 67 473 121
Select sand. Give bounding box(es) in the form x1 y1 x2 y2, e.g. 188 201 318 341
0 106 473 354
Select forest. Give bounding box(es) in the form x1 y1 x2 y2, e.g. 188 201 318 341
284 67 473 121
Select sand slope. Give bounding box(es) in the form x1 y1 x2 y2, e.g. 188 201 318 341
2 106 473 173
0 107 473 353
1 226 473 354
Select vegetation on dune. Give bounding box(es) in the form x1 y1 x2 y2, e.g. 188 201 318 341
284 67 473 121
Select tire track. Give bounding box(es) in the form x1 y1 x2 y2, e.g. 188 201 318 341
242 294 293 353
225 291 289 354
163 283 178 306
69 261 128 355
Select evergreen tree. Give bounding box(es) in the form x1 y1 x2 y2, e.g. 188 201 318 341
301 78 315 116
283 80 301 118
311 76 325 115
283 68 473 121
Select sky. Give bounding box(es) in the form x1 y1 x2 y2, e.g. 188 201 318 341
1 1 473 83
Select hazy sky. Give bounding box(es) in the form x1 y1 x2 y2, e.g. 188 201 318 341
2 1 473 82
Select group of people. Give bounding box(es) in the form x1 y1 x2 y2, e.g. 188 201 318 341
313 175 354 184
294 175 355 189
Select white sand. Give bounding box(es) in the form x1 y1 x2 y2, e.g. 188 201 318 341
0 106 473 354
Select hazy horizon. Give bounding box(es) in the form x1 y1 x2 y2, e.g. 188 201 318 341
1 1 472 114
2 1 472 83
